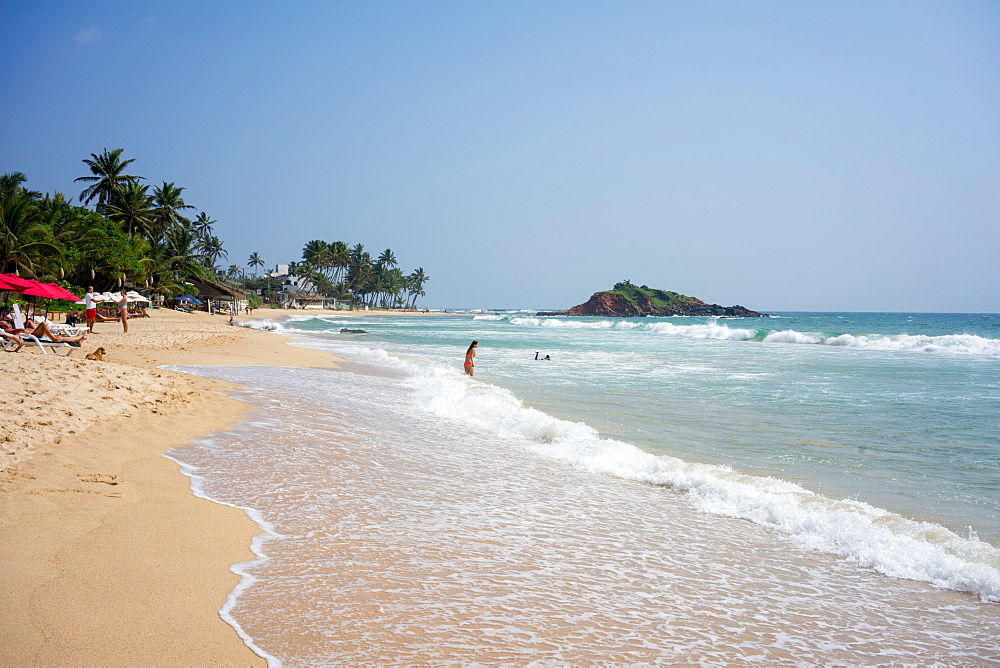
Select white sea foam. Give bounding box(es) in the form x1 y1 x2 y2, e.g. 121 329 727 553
392 358 1000 602
239 319 283 332
763 329 823 344
163 448 284 667
824 332 1000 356
487 312 1000 357
510 317 616 329
646 321 758 340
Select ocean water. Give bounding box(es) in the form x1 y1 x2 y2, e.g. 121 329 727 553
168 311 1000 665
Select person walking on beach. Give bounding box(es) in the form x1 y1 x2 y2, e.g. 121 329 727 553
84 286 97 333
117 290 129 333
464 340 478 376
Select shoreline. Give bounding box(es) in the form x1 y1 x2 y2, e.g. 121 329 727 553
0 308 343 665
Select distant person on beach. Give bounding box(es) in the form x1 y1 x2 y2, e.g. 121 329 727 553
84 286 97 332
229 315 235 326
534 352 551 360
117 290 129 333
65 309 78 327
464 340 478 376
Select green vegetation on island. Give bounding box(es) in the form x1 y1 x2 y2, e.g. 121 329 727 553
538 279 768 317
606 279 698 311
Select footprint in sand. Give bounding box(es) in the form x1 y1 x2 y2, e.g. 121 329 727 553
77 473 120 485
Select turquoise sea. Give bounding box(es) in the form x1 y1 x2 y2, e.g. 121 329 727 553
169 310 1000 665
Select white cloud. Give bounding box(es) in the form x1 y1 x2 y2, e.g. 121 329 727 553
74 25 103 45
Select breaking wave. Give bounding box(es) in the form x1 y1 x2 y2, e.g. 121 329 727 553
481 316 1000 357
397 358 1000 602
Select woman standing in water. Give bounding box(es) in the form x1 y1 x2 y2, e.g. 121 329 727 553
464 340 478 376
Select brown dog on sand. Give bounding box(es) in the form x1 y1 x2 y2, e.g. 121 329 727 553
85 346 106 361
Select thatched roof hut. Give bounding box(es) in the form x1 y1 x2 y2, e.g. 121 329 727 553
186 275 246 308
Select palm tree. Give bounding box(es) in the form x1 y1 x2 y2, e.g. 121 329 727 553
377 248 397 270
302 240 331 280
75 148 142 212
383 267 405 308
200 235 227 269
328 240 349 284
104 180 155 237
406 267 429 308
227 264 241 280
347 249 373 307
330 281 352 304
0 188 58 275
144 233 206 297
350 243 365 266
0 172 41 200
193 211 215 239
151 181 195 239
164 226 208 275
248 252 264 278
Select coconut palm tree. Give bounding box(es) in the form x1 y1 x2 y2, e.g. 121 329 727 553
145 234 205 297
406 267 429 308
151 181 195 239
248 252 264 278
104 180 155 238
302 240 332 281
200 235 227 269
0 188 58 275
193 211 215 240
75 148 143 212
347 250 373 307
328 240 350 284
0 172 41 200
382 267 405 308
164 226 208 275
377 248 397 270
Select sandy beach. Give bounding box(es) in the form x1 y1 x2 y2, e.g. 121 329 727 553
0 307 343 665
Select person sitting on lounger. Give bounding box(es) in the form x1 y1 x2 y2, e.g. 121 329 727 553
0 317 25 335
1 330 24 349
21 320 87 344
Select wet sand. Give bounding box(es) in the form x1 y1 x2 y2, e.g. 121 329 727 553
0 307 343 665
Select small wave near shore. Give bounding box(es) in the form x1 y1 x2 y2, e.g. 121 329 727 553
394 355 1000 602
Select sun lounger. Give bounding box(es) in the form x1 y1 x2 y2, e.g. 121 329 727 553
49 323 88 337
23 335 78 356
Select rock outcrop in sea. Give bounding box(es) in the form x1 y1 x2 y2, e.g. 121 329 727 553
537 281 769 318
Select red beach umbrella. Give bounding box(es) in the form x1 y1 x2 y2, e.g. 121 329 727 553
20 281 64 299
41 283 81 301
0 273 35 292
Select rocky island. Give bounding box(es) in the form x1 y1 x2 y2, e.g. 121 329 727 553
537 281 770 318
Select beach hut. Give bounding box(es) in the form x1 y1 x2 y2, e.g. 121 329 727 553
184 275 246 314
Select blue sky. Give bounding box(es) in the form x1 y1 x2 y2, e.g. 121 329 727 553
2 1 998 311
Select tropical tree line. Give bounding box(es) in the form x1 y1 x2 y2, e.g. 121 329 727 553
230 241 429 309
0 148 225 297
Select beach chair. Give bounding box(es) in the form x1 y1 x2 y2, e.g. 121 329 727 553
49 323 89 337
22 334 78 356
